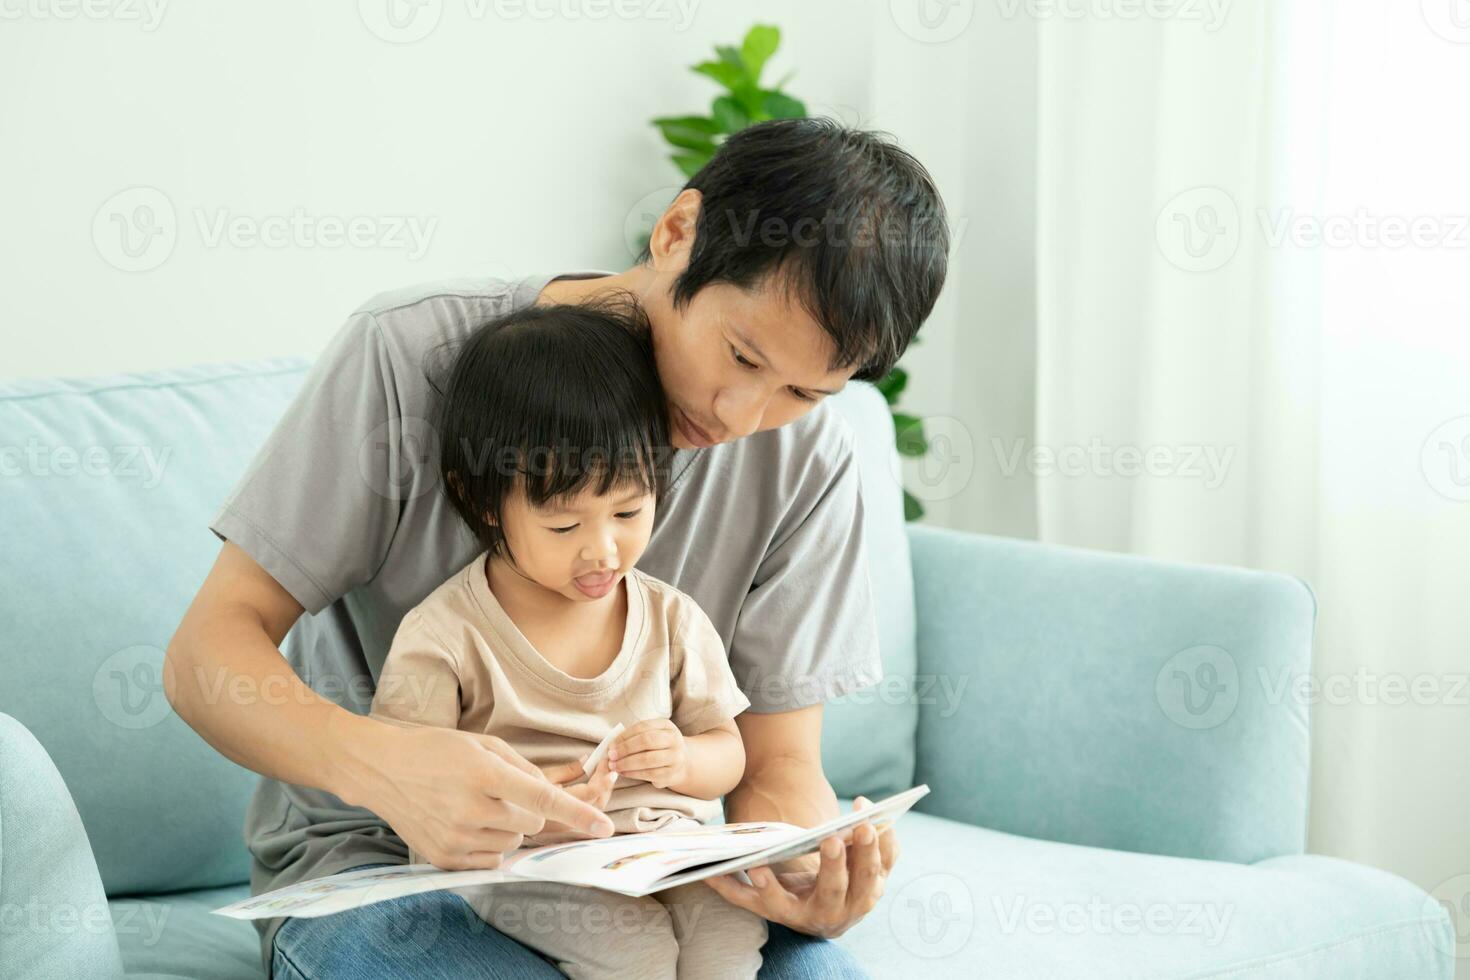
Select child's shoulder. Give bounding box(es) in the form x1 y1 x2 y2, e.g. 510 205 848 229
628 568 719 638
403 554 487 633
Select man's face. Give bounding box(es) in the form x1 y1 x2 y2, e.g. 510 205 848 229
643 274 855 449
639 191 856 449
496 479 657 603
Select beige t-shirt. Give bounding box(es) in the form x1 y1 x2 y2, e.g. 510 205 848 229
368 553 751 854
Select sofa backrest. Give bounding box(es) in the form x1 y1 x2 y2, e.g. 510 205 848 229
0 358 915 896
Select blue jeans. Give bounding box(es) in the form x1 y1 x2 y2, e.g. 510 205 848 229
271 864 867 980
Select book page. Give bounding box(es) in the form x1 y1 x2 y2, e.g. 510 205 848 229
213 786 930 919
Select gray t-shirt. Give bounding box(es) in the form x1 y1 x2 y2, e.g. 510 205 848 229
209 271 882 973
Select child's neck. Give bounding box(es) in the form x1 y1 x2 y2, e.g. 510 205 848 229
485 553 627 678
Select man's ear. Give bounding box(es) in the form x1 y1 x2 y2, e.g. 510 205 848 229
648 188 701 274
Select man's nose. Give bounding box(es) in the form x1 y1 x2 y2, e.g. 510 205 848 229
717 386 769 440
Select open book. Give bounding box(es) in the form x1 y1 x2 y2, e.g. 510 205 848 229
214 785 928 920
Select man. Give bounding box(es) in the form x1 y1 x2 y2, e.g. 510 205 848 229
165 117 948 978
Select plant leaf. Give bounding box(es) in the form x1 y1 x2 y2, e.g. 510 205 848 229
904 490 925 522
715 44 746 71
735 83 767 119
652 117 719 153
692 60 745 92
893 412 929 456
670 151 710 179
762 90 806 120
711 95 749 134
875 367 909 404
741 25 780 84
652 115 719 134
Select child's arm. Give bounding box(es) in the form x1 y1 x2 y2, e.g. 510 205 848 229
608 717 745 800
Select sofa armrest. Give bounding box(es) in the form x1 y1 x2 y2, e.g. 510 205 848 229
907 525 1315 865
0 712 124 979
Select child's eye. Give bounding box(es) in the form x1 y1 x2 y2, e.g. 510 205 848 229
615 509 643 520
790 388 817 403
548 524 578 534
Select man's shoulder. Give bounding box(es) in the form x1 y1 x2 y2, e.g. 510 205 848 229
731 397 861 485
629 568 716 633
348 274 532 352
350 274 528 321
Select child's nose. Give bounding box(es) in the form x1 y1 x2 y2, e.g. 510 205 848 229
579 537 617 565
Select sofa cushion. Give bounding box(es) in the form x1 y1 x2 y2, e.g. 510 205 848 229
821 385 918 800
113 808 1454 980
0 712 125 979
0 360 313 895
838 811 1455 979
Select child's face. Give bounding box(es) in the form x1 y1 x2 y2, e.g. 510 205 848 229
496 480 656 602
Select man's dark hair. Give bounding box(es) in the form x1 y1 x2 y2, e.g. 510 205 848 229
429 298 671 559
643 117 949 382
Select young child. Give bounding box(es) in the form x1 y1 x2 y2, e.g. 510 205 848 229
367 300 767 980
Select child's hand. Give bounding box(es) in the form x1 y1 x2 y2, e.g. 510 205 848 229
608 719 687 789
536 753 618 838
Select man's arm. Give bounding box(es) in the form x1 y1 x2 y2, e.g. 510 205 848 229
164 542 613 868
165 540 349 790
725 705 838 832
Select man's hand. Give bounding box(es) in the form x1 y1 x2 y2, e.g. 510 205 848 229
342 717 615 870
537 753 618 838
608 718 688 789
703 796 899 939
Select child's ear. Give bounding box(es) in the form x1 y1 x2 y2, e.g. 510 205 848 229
482 510 498 528
445 469 466 504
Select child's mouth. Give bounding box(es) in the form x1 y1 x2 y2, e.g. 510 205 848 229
573 570 617 598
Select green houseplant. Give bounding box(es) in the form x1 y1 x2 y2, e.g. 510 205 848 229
650 24 931 521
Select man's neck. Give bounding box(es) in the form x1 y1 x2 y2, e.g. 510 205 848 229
534 266 659 307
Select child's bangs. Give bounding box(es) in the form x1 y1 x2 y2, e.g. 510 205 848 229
515 436 661 510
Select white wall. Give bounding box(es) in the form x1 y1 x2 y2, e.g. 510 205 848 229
0 0 874 380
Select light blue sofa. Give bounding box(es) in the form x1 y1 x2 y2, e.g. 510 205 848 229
0 358 1454 979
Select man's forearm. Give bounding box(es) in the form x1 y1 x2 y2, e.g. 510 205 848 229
726 755 838 827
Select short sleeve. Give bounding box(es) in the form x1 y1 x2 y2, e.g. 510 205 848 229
368 609 463 731
208 312 410 614
731 436 883 713
669 603 752 736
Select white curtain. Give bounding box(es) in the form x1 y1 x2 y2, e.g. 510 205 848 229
1030 0 1470 945
871 0 1470 955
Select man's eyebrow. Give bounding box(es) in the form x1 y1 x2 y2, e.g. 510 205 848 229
732 327 846 397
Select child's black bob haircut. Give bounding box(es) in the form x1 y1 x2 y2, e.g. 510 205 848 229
428 297 671 559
